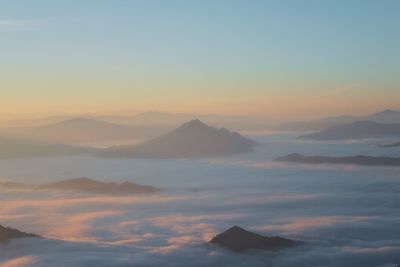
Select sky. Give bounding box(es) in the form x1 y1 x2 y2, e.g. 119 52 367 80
1 0 399 119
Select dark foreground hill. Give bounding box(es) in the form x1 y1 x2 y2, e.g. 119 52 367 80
100 119 258 158
300 121 400 140
40 177 159 194
209 226 299 253
276 153 400 166
0 224 38 243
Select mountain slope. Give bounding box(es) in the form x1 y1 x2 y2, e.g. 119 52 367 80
100 119 258 158
0 224 38 243
300 121 400 140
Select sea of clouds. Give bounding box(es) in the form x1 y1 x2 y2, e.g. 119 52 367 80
0 136 400 267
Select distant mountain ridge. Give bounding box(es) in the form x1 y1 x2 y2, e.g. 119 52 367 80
129 112 269 131
0 181 29 189
0 177 159 194
276 153 400 166
378 141 400 148
300 121 400 140
40 177 159 194
367 109 400 123
0 117 167 145
274 109 400 132
209 226 299 252
0 112 269 133
100 119 258 158
0 137 95 159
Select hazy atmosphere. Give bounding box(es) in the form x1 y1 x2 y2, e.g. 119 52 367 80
1 1 400 267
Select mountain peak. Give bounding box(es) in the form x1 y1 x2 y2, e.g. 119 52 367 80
181 119 208 128
175 119 213 133
225 225 246 233
209 226 299 253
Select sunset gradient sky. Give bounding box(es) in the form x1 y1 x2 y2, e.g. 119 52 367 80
1 0 399 119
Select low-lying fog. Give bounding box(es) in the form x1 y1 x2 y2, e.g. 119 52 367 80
1 135 400 267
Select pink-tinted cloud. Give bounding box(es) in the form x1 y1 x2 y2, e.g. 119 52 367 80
0 256 37 267
151 235 198 254
0 192 189 244
254 216 372 234
0 194 187 214
226 193 327 206
149 213 244 236
344 246 400 254
206 159 361 171
44 210 125 242
148 213 245 246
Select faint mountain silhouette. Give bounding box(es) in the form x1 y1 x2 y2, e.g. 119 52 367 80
0 115 73 128
0 137 95 159
300 121 400 140
378 141 400 148
0 117 167 145
366 109 400 123
275 115 358 132
276 153 400 166
274 109 400 132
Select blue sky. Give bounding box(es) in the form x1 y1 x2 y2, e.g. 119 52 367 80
1 0 399 117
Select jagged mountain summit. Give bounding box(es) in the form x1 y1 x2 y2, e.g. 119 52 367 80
100 119 258 158
40 177 159 194
0 224 38 243
209 226 299 253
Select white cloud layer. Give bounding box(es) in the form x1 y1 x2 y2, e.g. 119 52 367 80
1 138 400 266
